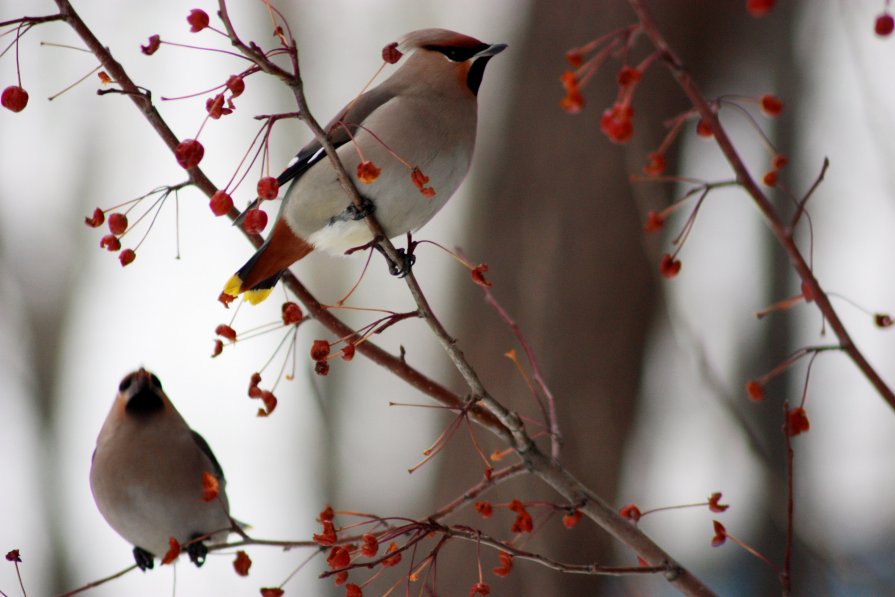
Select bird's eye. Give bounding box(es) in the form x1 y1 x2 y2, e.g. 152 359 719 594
118 375 133 393
425 44 480 63
149 373 162 389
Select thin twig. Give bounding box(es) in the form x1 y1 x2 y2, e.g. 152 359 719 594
0 14 64 28
789 157 830 230
433 523 671 577
481 285 562 461
782 401 794 596
53 564 138 597
431 463 527 521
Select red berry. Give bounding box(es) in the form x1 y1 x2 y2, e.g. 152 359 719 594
599 103 634 144
696 118 713 138
643 210 664 233
562 509 583 529
215 324 237 342
226 75 245 97
100 234 121 252
875 13 894 36
119 249 136 266
381 42 403 64
206 94 229 119
175 139 204 169
242 208 268 234
475 501 493 518
786 407 810 436
745 380 764 402
565 49 584 67
209 191 233 216
281 302 302 325
1 86 29 112
659 253 681 278
643 152 666 176
187 9 209 33
746 0 775 18
108 212 128 235
310 339 330 361
141 34 161 56
84 207 105 228
619 503 642 522
616 66 642 87
257 176 279 200
560 89 585 114
760 94 784 117
711 520 727 547
357 161 381 184
875 313 894 328
360 533 378 557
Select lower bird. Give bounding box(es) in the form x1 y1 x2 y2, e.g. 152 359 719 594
90 368 234 570
222 28 506 304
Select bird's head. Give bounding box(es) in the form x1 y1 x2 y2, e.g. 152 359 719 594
117 368 167 416
391 29 507 96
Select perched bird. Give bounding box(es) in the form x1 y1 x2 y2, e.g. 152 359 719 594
223 28 507 304
90 369 233 570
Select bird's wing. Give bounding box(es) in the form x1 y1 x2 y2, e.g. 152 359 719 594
277 85 397 187
234 86 397 226
190 430 225 481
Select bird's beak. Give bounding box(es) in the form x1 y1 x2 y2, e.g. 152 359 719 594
132 369 153 390
476 43 508 58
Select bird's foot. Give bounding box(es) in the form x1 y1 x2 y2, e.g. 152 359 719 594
346 195 376 221
389 248 416 277
187 539 209 567
375 234 417 277
133 546 155 571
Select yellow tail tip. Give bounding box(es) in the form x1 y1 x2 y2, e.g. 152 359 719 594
244 288 273 305
223 275 243 298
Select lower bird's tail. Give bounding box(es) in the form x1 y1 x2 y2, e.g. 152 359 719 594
222 219 314 305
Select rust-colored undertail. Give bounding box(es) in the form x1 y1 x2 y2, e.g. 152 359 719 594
223 219 314 305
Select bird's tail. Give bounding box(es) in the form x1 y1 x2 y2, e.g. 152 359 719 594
222 219 314 305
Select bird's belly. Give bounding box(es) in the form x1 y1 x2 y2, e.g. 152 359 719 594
304 150 468 255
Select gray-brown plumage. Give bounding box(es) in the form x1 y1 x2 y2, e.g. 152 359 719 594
223 28 506 304
89 368 232 570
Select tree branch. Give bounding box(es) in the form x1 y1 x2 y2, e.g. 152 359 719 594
627 0 895 412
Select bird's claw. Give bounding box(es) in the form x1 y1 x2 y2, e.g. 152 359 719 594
187 540 209 567
346 196 376 221
133 546 155 571
388 248 416 277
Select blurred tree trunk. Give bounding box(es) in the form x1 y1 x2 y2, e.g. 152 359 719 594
432 2 706 594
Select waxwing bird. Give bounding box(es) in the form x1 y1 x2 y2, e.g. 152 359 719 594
90 369 233 570
223 28 507 304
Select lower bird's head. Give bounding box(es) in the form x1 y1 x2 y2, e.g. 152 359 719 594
117 368 167 416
